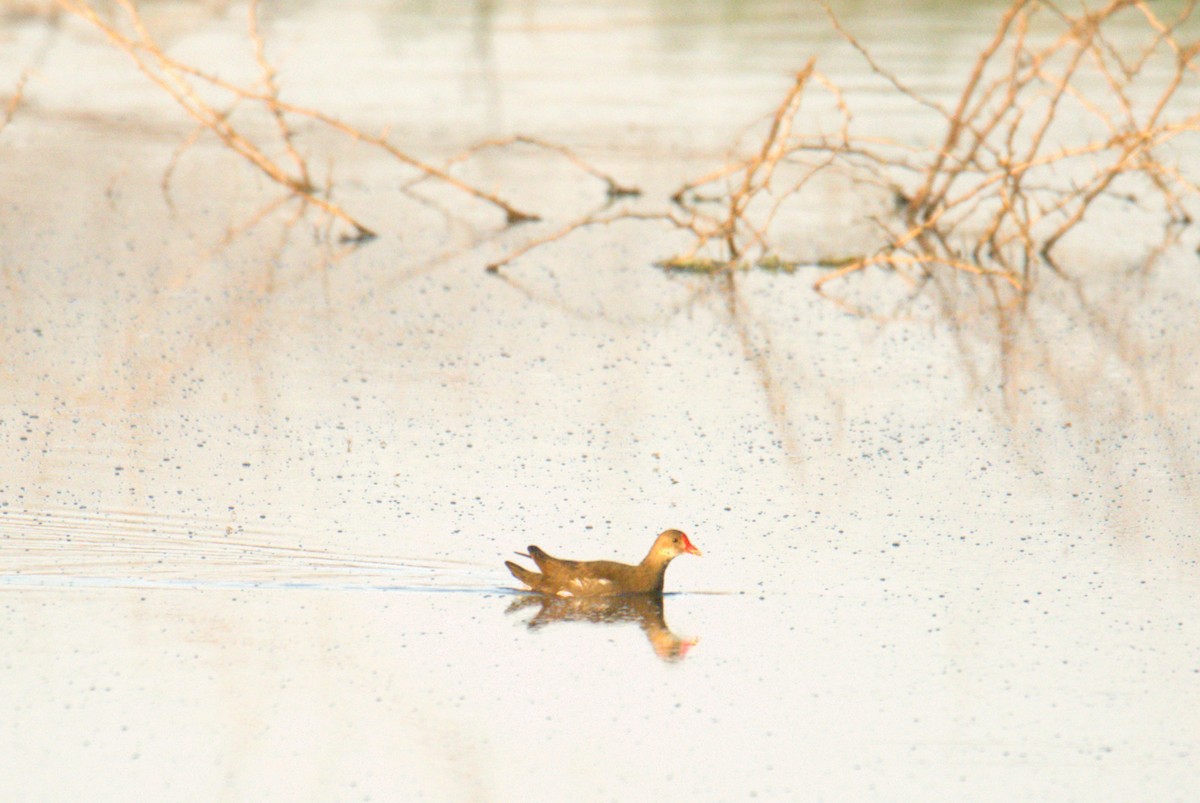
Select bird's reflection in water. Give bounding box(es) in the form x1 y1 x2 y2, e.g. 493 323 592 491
505 592 698 662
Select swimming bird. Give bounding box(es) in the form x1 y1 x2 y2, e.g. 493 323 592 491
505 529 702 597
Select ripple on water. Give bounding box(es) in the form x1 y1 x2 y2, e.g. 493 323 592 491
0 507 499 592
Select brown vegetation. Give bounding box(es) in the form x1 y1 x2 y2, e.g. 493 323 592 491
56 0 544 241
800 0 1200 298
499 0 1200 307
39 0 1200 305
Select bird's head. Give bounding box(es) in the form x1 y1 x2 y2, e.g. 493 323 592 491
656 528 702 558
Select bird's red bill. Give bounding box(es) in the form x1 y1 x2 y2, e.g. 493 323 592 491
681 533 702 556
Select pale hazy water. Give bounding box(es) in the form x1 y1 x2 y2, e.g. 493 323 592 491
2 0 1199 800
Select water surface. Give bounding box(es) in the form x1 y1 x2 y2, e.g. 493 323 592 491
2 1 1198 799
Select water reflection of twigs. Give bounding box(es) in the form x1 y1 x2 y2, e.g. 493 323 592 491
486 210 682 275
719 272 805 468
505 592 698 663
483 208 716 325
1 68 33 138
923 243 1200 523
415 135 642 202
1 4 61 138
82 196 361 424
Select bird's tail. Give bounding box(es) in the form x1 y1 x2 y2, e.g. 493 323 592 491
505 560 542 589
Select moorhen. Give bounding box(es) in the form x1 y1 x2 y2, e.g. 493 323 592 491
505 529 702 597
